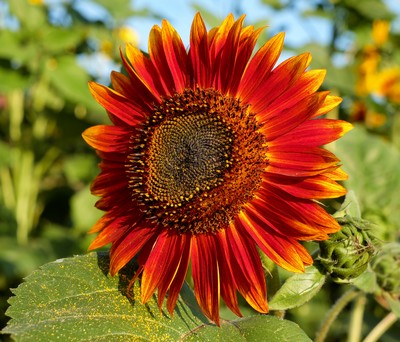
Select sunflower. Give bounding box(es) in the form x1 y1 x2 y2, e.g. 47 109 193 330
82 13 352 325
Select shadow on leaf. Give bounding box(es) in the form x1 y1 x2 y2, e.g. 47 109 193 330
95 250 210 327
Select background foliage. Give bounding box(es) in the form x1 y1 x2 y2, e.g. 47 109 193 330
0 0 399 340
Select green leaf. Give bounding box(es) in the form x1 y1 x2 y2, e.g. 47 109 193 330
4 253 311 341
192 315 311 341
384 293 400 319
9 0 47 31
70 186 102 233
336 190 362 219
346 0 394 20
42 27 85 54
0 31 23 60
352 267 379 293
95 0 136 20
46 56 92 108
269 266 326 311
0 68 30 92
335 125 400 242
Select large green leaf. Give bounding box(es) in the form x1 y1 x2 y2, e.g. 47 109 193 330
0 68 30 92
9 0 47 31
3 253 311 341
192 315 311 341
335 125 400 241
46 56 93 109
345 0 394 20
42 27 85 54
268 266 326 311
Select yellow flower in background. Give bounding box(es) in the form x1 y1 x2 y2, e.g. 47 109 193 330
116 26 140 46
100 27 140 57
372 20 390 47
28 0 44 5
356 45 380 96
365 111 387 128
373 67 400 104
100 40 113 57
350 102 386 129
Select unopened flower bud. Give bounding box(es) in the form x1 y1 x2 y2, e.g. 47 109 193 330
315 216 377 283
371 243 400 295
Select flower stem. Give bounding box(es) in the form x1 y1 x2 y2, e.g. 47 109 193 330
363 312 398 342
315 288 360 342
347 293 367 342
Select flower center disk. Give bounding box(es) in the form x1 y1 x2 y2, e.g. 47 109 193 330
128 88 267 234
148 113 232 205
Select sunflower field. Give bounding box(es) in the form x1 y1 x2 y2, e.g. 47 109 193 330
1 0 399 341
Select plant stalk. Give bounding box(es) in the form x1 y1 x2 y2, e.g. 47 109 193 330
315 288 360 342
347 293 367 342
363 312 398 342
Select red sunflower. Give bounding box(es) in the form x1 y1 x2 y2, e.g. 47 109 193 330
82 13 352 325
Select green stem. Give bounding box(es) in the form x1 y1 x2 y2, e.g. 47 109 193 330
315 288 360 342
392 108 400 150
9 90 24 142
15 150 34 246
0 167 15 209
363 312 398 342
15 147 60 245
347 293 367 342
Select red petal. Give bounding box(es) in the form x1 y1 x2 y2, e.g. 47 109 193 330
191 234 220 325
88 215 131 250
208 14 235 89
264 69 326 118
270 119 353 148
239 32 285 102
215 230 242 317
165 235 191 315
226 224 268 313
94 189 131 211
148 25 176 95
312 95 342 118
323 167 348 181
91 168 127 197
161 19 188 92
109 224 157 276
260 91 327 142
125 43 168 98
267 145 340 177
97 150 127 163
110 71 155 112
255 185 341 237
82 125 131 152
141 230 186 304
264 173 347 199
247 53 311 116
237 213 310 272
226 25 263 96
189 13 210 88
244 203 324 241
88 82 144 126
215 16 245 93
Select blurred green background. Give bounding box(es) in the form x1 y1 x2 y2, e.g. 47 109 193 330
1 0 399 340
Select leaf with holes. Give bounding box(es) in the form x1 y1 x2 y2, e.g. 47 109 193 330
3 253 311 341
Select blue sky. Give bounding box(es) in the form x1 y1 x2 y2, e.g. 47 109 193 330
75 0 399 83
128 0 332 50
